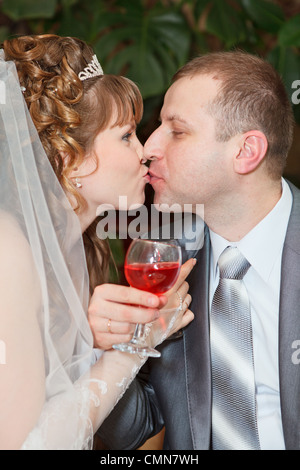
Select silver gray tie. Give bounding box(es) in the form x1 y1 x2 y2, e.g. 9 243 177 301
211 246 260 450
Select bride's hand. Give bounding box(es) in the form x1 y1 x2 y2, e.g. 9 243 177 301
88 258 196 350
88 282 166 350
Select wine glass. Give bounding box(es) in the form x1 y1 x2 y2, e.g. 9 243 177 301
113 239 182 358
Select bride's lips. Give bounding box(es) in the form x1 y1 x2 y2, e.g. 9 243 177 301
142 169 151 182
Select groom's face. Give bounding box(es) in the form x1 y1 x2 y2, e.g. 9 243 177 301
144 74 234 211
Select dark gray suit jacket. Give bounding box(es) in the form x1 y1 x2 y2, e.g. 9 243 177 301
98 182 300 450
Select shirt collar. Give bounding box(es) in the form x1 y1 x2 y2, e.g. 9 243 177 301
209 178 293 283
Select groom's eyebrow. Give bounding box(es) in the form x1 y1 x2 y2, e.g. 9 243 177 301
159 113 192 127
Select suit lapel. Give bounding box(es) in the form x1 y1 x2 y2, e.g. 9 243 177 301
182 230 212 449
174 182 300 449
279 182 300 450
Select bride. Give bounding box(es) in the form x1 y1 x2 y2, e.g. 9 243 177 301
0 34 194 449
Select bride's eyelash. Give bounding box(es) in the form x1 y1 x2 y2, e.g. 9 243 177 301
122 132 133 141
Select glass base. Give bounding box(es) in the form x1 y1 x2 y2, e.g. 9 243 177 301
112 340 161 358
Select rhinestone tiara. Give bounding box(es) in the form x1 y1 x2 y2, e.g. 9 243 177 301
78 54 104 81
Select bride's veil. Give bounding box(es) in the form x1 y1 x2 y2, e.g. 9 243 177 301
0 52 96 448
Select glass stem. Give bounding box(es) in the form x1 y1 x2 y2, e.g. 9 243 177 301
132 323 146 343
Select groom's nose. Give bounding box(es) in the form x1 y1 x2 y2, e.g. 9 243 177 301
144 127 164 162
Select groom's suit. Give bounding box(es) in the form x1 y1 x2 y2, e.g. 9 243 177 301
98 182 300 450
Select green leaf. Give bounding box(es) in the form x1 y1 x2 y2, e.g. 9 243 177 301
108 238 125 284
55 0 107 42
95 31 131 62
150 38 179 78
241 0 284 33
60 0 79 8
131 53 165 99
151 13 191 63
0 27 10 43
108 238 125 266
194 0 212 20
2 0 57 20
94 6 191 98
268 45 300 103
278 14 300 47
292 98 300 125
206 0 247 48
104 43 165 98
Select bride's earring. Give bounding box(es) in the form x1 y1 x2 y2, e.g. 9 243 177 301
72 167 82 188
74 177 82 188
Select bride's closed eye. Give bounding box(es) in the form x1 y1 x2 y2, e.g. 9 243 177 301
122 132 133 142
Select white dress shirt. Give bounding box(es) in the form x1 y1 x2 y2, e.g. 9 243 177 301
209 178 293 450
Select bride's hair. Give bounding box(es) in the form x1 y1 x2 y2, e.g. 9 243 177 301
3 34 143 292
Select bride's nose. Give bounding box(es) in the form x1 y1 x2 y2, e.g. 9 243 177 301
135 138 145 163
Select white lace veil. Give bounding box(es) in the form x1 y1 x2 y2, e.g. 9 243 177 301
0 52 98 448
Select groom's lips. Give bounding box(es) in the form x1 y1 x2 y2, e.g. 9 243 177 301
148 170 163 185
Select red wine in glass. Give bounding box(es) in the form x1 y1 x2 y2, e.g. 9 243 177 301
113 239 182 357
124 261 181 294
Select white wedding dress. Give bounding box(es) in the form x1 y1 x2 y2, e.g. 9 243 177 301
0 51 177 450
0 210 150 449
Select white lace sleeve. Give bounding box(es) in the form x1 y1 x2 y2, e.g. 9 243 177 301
20 351 146 450
75 308 182 442
21 308 182 450
0 53 182 451
81 307 182 436
80 350 146 435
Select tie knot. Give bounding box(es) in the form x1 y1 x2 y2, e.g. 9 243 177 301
218 246 251 280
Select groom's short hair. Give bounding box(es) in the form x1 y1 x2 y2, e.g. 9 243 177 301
173 51 295 179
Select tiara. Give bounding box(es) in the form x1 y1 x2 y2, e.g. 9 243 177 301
78 54 104 81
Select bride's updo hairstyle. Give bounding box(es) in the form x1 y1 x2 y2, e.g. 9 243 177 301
3 34 144 290
3 34 143 208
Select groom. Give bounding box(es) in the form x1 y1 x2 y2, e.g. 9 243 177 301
95 51 300 450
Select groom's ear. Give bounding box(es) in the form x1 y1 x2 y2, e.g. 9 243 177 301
234 131 268 175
